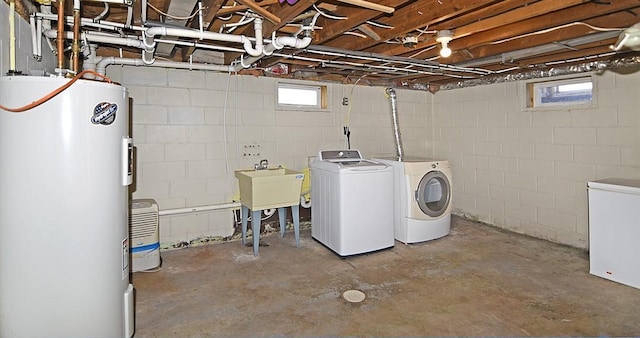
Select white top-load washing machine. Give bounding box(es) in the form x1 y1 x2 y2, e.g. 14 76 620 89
374 157 452 244
311 150 394 256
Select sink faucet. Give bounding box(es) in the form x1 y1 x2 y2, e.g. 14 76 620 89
254 159 269 170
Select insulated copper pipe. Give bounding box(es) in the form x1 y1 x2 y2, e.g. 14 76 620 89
56 0 64 71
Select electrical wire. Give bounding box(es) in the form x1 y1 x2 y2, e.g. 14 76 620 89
416 27 436 36
366 20 393 29
343 31 368 39
313 4 347 20
407 45 437 58
343 74 368 149
223 70 234 202
0 70 112 113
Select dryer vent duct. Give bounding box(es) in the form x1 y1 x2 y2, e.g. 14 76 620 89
385 87 404 160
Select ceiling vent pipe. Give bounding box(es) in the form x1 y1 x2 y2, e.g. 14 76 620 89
385 87 404 160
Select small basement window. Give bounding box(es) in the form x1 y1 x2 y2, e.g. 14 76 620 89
277 83 328 110
526 76 593 108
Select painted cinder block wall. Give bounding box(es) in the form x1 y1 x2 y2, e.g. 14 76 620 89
105 66 433 246
432 71 640 249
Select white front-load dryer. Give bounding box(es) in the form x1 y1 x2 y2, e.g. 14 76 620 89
374 157 452 244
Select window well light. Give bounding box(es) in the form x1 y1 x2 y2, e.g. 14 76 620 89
436 30 453 58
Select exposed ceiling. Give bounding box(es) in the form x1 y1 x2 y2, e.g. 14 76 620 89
19 0 640 90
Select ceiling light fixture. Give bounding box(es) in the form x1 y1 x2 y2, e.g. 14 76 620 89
436 30 453 58
611 23 640 51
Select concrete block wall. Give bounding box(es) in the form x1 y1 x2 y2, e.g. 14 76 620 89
433 71 640 249
106 66 432 246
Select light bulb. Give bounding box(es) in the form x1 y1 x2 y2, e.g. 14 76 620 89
436 30 454 58
440 46 452 58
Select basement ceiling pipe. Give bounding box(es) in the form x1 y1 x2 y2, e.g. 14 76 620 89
95 56 244 74
144 17 264 59
42 29 147 50
94 34 313 74
35 12 146 32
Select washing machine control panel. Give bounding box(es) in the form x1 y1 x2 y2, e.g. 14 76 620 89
318 150 363 161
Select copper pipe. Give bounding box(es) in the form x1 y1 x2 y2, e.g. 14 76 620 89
72 8 80 73
56 0 64 71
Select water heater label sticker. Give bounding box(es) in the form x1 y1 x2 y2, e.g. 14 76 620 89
92 102 118 125
122 238 129 279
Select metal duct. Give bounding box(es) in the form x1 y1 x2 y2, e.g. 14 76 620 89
385 87 404 160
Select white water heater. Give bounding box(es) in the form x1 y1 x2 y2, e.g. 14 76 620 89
0 76 134 337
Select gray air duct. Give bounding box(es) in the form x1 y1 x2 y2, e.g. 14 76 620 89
385 87 404 160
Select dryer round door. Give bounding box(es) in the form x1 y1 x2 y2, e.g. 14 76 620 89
415 170 451 218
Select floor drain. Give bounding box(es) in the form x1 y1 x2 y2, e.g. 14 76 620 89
343 290 366 303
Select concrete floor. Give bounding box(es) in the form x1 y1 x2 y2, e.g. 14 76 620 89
132 216 640 336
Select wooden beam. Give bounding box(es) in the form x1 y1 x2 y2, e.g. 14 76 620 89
235 0 281 24
313 0 411 44
218 0 279 16
334 0 395 14
459 14 637 64
323 0 502 52
452 0 586 40
357 24 381 40
178 0 225 61
442 1 640 63
364 0 530 57
224 0 317 64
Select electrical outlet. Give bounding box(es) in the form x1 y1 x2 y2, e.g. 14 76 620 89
243 143 261 157
342 97 349 106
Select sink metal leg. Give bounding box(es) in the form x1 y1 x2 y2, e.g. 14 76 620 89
241 206 249 246
252 209 261 256
292 205 300 247
278 207 286 238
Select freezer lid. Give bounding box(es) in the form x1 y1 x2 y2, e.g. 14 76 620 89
588 178 640 195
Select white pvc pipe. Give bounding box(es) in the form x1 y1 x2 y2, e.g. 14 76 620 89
35 12 145 31
9 0 16 71
30 15 39 60
252 17 263 58
43 29 146 49
36 17 42 59
145 25 263 57
82 0 131 4
95 56 243 74
158 202 241 216
94 2 109 21
141 0 147 24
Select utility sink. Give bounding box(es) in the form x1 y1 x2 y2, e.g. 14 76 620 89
235 168 304 210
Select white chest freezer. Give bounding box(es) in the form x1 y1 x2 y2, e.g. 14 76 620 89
588 178 640 289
